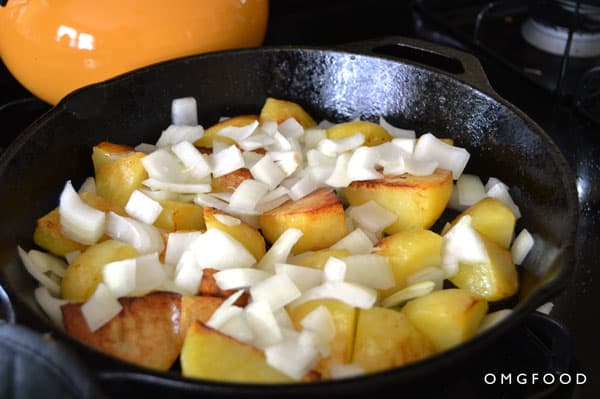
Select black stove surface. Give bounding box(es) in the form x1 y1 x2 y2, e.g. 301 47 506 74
1 1 598 398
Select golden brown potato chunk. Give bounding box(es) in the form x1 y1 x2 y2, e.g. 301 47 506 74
154 200 205 232
62 292 183 371
259 188 348 254
326 121 392 147
259 97 317 128
344 168 453 234
95 152 147 208
211 168 252 193
92 142 135 176
180 295 224 338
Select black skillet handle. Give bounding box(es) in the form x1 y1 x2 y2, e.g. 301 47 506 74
336 36 497 96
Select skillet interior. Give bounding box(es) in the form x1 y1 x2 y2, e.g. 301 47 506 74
0 46 578 395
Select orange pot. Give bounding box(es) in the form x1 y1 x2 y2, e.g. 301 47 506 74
0 0 269 104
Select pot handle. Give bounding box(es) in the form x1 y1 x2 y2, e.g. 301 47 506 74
335 36 496 95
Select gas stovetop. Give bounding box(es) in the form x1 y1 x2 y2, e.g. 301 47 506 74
1 1 598 398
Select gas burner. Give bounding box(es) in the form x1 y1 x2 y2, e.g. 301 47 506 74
522 17 600 57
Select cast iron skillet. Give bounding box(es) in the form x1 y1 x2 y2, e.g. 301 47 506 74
0 37 578 397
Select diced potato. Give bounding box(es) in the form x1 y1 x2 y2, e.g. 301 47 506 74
402 289 488 351
62 291 183 371
352 307 435 373
294 248 352 270
194 115 257 148
180 295 223 337
259 188 348 254
204 207 265 261
259 97 317 128
344 168 453 234
154 200 205 232
92 142 135 176
326 121 392 147
288 299 356 379
95 152 148 208
449 234 518 301
374 229 443 298
211 168 252 193
446 197 516 249
181 321 319 383
61 240 139 302
80 191 126 215
199 268 250 306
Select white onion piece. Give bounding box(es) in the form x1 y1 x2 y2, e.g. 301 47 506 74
257 186 289 206
298 328 331 358
348 201 396 233
289 175 319 201
256 194 291 214
537 302 554 315
447 184 468 212
374 142 403 166
171 97 198 126
456 174 486 207
173 250 202 295
486 183 521 219
485 177 509 193
413 133 470 179
250 154 286 189
165 231 203 265
325 152 352 188
258 120 278 136
279 118 304 138
511 228 534 265
216 120 259 143
192 229 256 270
347 147 383 181
217 312 255 343
323 257 346 283
156 124 204 147
139 188 180 202
391 137 417 153
270 151 301 176
102 259 137 297
214 213 241 226
81 283 122 332
303 128 326 149
34 286 69 329
134 143 156 154
171 141 212 180
64 250 81 265
211 192 232 202
381 158 406 176
331 228 374 255
212 139 230 154
274 263 323 292
381 281 435 308
213 268 270 290
238 133 276 151
78 177 96 194
273 308 295 330
211 145 245 178
442 216 489 277
318 133 365 156
141 149 186 182
267 131 293 152
28 250 67 278
142 178 211 194
317 120 335 129
229 179 270 212
406 266 445 291
478 309 513 333
59 181 106 245
241 150 264 168
105 212 164 254
17 247 60 296
342 254 394 289
125 190 163 224
256 228 303 273
402 156 439 176
244 300 283 348
265 337 320 380
207 305 244 330
291 281 377 309
379 117 415 138
329 363 366 379
250 274 301 311
300 306 335 343
133 253 166 295
193 193 229 211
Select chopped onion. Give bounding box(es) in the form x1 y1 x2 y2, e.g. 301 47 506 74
216 120 259 143
300 306 335 343
256 186 290 213
141 149 187 182
485 177 509 193
265 337 319 380
244 300 283 348
218 311 255 343
59 180 106 245
239 133 276 151
317 120 335 129
241 150 264 168
192 228 256 270
442 215 489 277
267 131 293 152
537 302 554 315
325 152 352 188
274 263 323 292
165 231 203 264
331 228 374 255
258 120 278 136
391 137 417 153
291 281 377 309
447 184 468 212
193 193 229 211
139 188 180 202
133 252 166 295
18 247 60 296
406 266 445 291
478 309 513 333
413 133 470 179
105 212 164 254
303 128 326 149
329 363 366 379
211 145 245 178
381 281 435 308
125 190 163 224
348 201 396 233
28 250 67 278
171 141 212 180
207 304 244 330
270 151 301 176
323 257 346 283
171 97 198 126
102 258 137 297
64 250 81 264
81 283 122 332
379 117 416 139
34 286 70 329
229 179 270 212
256 228 303 273
318 133 365 156
486 182 521 218
156 125 204 147
298 327 331 358
289 175 319 201
213 268 271 290
402 156 439 176
211 192 232 202
456 174 486 207
342 254 395 289
279 118 304 138
212 139 230 153
134 143 157 154
78 177 96 194
214 213 241 226
347 147 383 181
511 228 534 265
173 250 202 295
250 154 286 189
250 273 301 310
142 178 211 194
273 308 295 330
